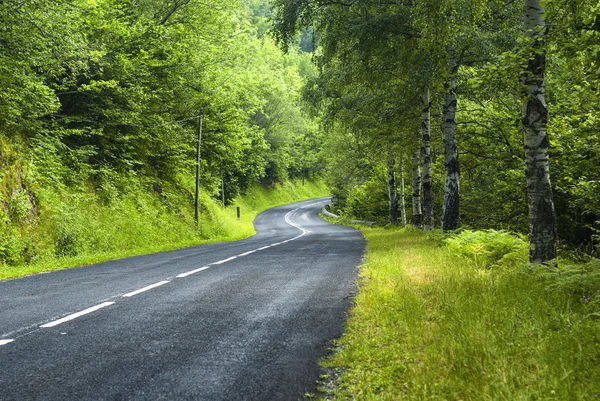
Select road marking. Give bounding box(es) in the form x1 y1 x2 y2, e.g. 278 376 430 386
5 201 325 341
122 281 170 298
212 256 237 265
285 208 311 236
176 266 210 278
40 302 115 328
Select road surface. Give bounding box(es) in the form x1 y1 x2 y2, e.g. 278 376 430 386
0 198 365 400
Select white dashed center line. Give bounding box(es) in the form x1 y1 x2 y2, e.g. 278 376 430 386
40 302 115 328
8 201 324 346
212 256 238 265
176 266 210 278
122 281 170 298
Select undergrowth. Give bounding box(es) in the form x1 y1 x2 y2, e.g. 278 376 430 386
320 228 600 400
0 163 327 281
443 229 529 269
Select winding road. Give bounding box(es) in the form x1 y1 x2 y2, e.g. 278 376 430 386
0 198 365 400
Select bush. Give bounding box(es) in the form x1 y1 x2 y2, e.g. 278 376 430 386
444 229 529 269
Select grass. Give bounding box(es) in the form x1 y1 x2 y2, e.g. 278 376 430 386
0 179 327 281
320 227 600 400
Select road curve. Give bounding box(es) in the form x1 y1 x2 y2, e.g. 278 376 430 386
0 197 365 400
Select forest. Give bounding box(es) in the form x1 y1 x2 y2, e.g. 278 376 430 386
0 0 598 266
2 0 600 398
0 0 325 269
272 0 599 264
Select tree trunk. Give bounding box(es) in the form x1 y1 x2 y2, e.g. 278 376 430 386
388 152 399 226
522 0 557 263
421 86 434 230
411 150 422 228
441 46 460 232
400 156 407 228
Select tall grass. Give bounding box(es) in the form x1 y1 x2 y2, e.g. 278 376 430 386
321 228 600 400
0 179 327 281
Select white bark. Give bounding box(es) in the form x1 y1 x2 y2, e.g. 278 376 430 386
522 0 557 263
388 152 399 226
441 46 460 232
411 150 422 228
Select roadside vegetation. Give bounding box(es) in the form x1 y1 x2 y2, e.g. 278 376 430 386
0 178 326 281
316 227 600 400
0 0 325 280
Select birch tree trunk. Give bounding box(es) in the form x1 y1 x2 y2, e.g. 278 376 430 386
522 0 557 263
388 152 399 226
411 150 422 228
421 87 434 230
400 156 407 228
441 46 460 232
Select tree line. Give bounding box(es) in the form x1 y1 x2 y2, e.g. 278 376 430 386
0 0 321 265
272 0 600 264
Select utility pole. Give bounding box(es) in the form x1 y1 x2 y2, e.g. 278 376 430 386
221 169 225 208
194 108 204 225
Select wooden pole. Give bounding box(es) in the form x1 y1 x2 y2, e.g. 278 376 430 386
194 108 204 225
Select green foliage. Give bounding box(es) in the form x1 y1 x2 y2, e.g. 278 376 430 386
530 260 600 315
0 0 327 274
444 229 529 269
271 0 600 259
0 176 327 280
323 228 600 400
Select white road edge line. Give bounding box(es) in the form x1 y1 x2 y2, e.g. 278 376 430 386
284 208 310 235
0 339 14 346
40 302 115 328
176 204 315 278
176 266 210 278
122 281 170 298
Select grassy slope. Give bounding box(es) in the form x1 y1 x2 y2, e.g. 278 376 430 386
0 179 327 281
320 227 600 400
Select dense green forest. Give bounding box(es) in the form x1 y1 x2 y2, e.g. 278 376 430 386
0 0 324 268
2 0 599 268
272 0 600 263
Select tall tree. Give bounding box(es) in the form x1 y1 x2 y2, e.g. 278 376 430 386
441 46 460 231
412 150 423 227
388 151 399 225
399 156 407 227
521 0 556 262
421 86 434 230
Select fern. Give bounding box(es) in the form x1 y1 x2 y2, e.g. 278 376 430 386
444 229 528 269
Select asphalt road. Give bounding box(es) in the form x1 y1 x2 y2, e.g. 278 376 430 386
0 198 365 400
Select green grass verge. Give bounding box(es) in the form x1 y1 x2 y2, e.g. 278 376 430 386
0 179 327 281
320 227 600 400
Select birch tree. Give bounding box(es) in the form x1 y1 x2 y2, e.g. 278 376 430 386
399 157 407 227
421 87 434 230
521 0 556 263
412 150 423 227
388 152 399 225
441 46 460 231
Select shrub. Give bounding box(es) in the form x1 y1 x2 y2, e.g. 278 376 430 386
444 229 529 269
